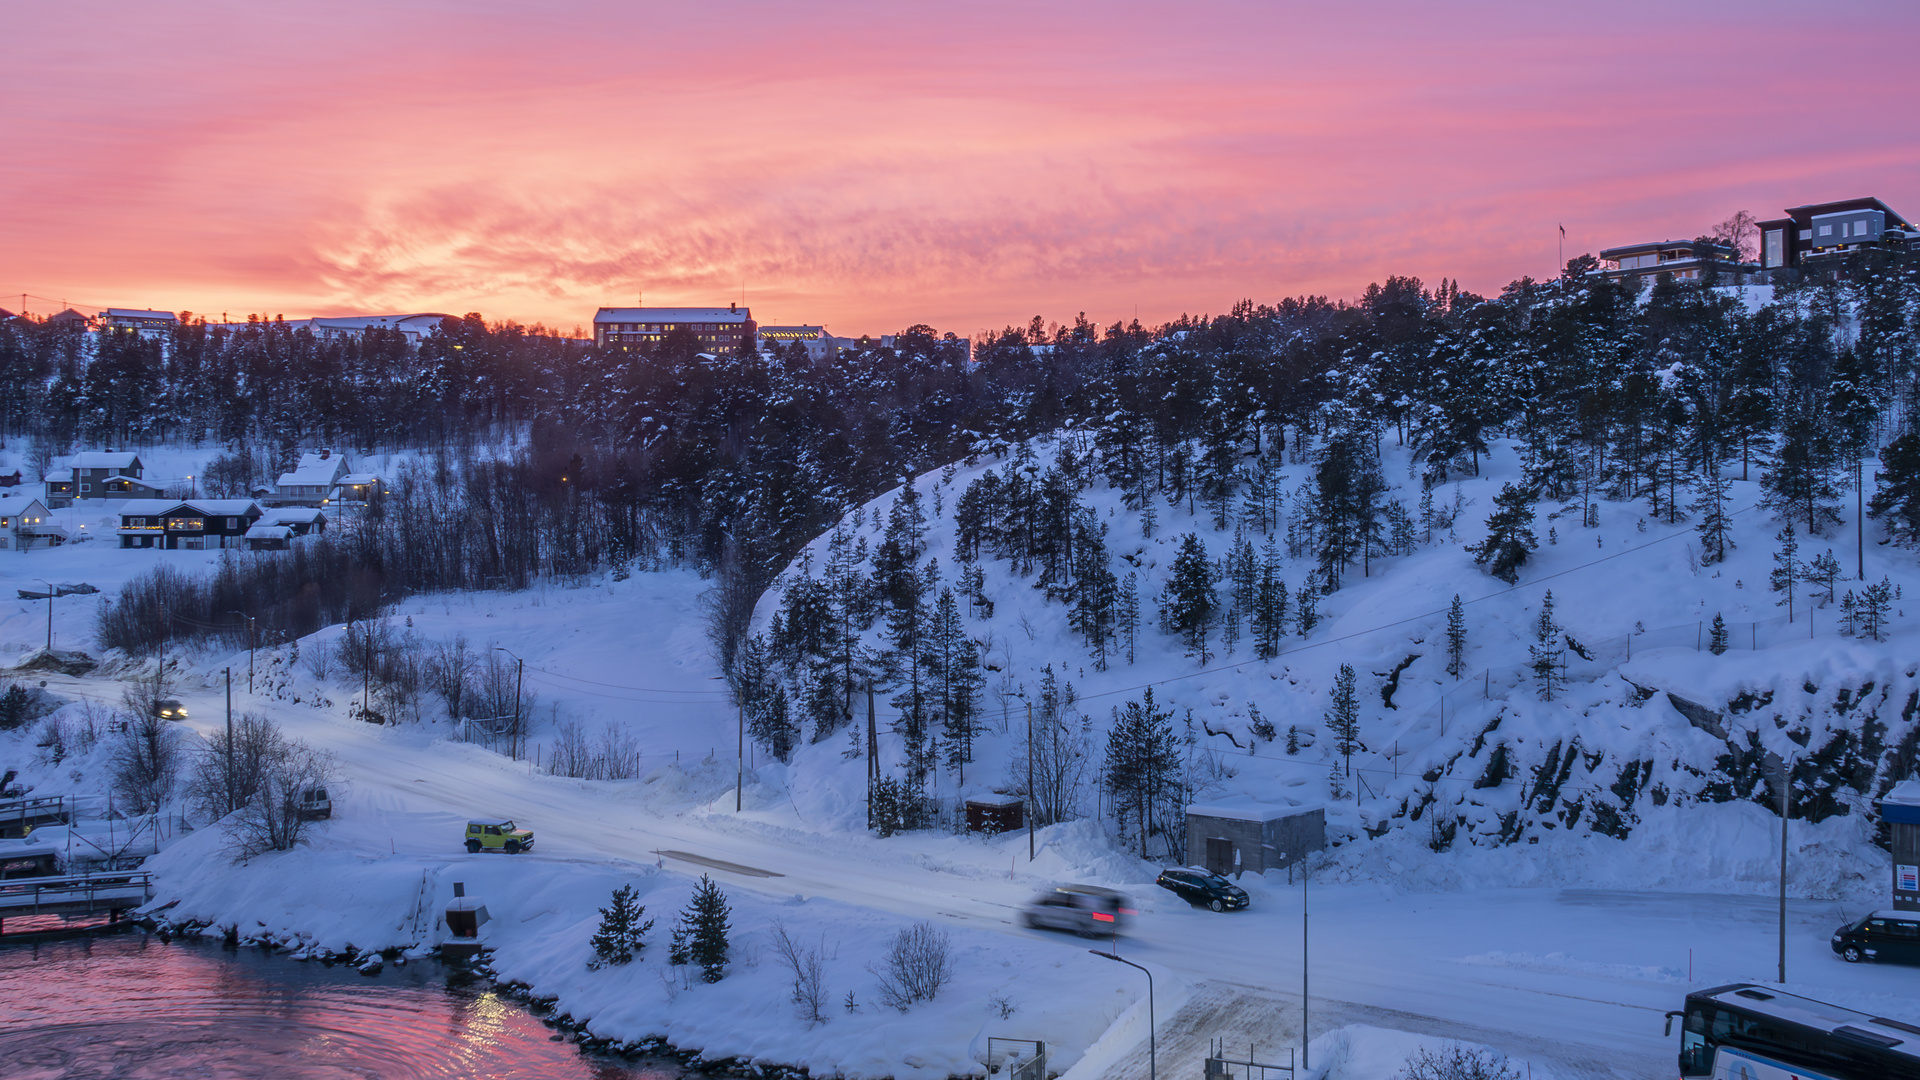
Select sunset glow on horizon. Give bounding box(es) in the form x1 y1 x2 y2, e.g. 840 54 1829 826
7 0 1919 337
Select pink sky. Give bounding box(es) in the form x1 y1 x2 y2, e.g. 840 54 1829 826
6 1 1918 338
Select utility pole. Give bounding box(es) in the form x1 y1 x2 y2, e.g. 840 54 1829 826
225 668 235 814
1858 459 1866 581
1027 701 1035 861
1302 858 1311 1069
736 697 744 813
35 579 53 651
866 680 878 831
1779 754 1791 984
228 611 256 693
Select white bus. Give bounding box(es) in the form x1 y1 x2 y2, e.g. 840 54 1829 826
1666 983 1920 1080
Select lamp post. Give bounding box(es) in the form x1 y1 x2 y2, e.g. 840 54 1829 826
187 474 196 499
493 647 524 760
34 579 53 651
227 611 256 693
1090 950 1154 1080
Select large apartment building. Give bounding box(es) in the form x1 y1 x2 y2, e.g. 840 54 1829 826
592 304 754 352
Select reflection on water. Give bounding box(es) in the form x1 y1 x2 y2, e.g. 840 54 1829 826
0 934 681 1080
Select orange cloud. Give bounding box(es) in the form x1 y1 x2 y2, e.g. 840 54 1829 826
5 1 1918 334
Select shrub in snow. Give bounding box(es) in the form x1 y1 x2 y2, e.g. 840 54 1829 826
110 710 184 815
768 921 830 1024
669 875 731 983
870 921 954 1012
587 884 653 969
222 732 337 860
1397 1042 1522 1080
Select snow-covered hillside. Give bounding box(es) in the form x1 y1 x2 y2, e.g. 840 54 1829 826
757 427 1917 899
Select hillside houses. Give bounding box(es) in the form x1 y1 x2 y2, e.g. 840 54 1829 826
271 449 383 506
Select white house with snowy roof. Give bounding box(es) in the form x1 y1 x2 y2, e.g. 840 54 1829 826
271 450 381 507
0 494 63 550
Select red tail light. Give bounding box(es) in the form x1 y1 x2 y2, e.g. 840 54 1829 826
1092 912 1115 922
1119 908 1137 916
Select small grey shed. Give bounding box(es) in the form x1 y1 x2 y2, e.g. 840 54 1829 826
1186 801 1325 878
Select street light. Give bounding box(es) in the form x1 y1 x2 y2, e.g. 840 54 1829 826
227 611 257 692
493 647 524 760
34 579 53 652
1090 950 1154 1080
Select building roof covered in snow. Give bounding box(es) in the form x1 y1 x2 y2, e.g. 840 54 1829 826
70 451 142 471
278 450 349 488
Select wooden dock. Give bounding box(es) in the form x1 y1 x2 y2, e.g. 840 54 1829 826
0 871 152 934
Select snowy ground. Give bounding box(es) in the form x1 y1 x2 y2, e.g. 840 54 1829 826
5 428 1920 1079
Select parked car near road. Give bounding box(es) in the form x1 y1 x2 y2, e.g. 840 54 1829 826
1833 910 1920 964
1020 884 1133 936
1155 866 1250 911
297 787 332 820
464 818 533 854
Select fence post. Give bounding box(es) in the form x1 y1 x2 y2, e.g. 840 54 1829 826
1696 622 1702 651
1484 670 1489 699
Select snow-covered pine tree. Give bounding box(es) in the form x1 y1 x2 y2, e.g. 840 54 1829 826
1468 482 1539 583
1869 432 1920 548
1690 468 1735 565
872 484 929 612
1761 411 1842 536
1326 663 1360 777
1160 532 1218 663
1445 594 1467 678
674 875 731 983
588 884 654 969
1296 574 1320 637
1251 539 1288 660
1709 613 1729 655
1807 549 1843 607
1118 572 1141 665
1770 524 1804 622
1861 578 1893 642
1102 688 1181 858
1529 591 1564 701
929 588 984 778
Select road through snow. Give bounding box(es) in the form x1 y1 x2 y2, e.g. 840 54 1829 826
95 669 1911 1080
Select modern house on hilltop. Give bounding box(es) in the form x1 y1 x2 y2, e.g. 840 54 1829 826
1597 239 1756 284
98 308 180 336
1757 197 1917 270
593 304 754 352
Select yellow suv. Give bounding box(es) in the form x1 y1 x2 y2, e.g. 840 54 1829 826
464 818 534 854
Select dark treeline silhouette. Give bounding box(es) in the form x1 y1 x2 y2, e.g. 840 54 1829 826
7 248 1916 658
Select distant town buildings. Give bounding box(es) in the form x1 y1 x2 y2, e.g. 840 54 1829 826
98 308 180 335
593 305 754 351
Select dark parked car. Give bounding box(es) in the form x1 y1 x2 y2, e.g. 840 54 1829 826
1833 910 1920 964
1156 866 1249 912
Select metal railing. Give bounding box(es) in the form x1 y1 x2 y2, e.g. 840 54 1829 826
0 870 153 914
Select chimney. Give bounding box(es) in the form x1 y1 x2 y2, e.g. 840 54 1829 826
320 448 330 460
730 302 737 313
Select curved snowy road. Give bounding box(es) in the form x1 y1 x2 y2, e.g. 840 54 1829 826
239 697 1905 1080
49 664 1902 1080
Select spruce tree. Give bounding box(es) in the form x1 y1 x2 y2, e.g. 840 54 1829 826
588 884 654 969
1691 469 1735 566
1252 539 1287 660
1770 524 1804 623
929 588 983 778
1159 532 1218 662
1102 688 1181 857
673 875 732 983
1709 613 1729 655
1869 431 1920 548
1807 549 1843 607
1296 575 1320 638
1445 594 1467 678
1117 571 1141 664
1528 591 1564 701
1326 663 1360 777
1861 577 1893 642
1468 483 1538 584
